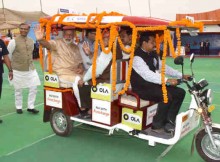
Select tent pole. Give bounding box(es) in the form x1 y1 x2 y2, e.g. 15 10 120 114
128 0 132 16
1 0 6 22
40 0 43 12
148 0 151 17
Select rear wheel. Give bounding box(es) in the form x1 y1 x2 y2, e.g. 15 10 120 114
195 127 220 162
50 108 73 137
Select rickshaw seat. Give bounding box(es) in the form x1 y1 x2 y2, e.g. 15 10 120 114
120 92 150 108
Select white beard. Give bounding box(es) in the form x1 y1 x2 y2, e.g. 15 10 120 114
63 38 72 45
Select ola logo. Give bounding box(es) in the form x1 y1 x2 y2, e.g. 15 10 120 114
92 86 97 92
123 114 129 120
45 75 49 81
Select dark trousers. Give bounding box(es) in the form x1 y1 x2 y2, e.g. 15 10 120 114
200 47 205 55
132 82 186 128
0 73 2 99
78 85 92 111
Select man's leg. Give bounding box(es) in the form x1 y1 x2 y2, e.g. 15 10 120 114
166 86 186 123
163 86 186 133
133 83 170 129
0 73 2 99
27 86 39 114
15 88 23 114
0 73 2 123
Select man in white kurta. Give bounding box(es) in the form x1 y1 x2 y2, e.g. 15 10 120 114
7 23 41 114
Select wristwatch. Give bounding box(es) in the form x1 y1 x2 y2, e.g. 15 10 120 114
9 69 13 72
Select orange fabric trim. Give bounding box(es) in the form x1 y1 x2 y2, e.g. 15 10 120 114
44 87 73 93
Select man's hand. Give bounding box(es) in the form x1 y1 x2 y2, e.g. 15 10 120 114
75 63 84 75
78 79 84 87
183 75 192 81
34 25 44 41
82 41 92 58
166 78 178 86
8 71 13 80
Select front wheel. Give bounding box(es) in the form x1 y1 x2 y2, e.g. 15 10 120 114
195 127 220 162
50 108 73 137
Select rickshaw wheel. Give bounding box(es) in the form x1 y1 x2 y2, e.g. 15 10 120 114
195 127 220 162
50 108 73 137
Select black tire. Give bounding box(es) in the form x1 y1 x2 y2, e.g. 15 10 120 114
50 108 73 137
195 127 220 162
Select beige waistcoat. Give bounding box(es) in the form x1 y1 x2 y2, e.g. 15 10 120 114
11 35 35 71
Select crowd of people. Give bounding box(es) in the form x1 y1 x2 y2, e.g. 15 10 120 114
0 22 191 135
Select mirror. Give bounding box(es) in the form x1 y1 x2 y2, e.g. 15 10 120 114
174 56 184 65
190 53 195 63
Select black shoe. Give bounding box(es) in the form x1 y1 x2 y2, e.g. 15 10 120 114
164 122 175 133
16 109 23 114
151 126 165 133
79 112 91 119
0 119 2 123
27 109 39 114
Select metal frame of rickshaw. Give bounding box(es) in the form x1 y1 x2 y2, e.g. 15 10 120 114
39 12 205 157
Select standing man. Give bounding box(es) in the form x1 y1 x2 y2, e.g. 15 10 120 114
199 40 205 55
8 23 41 114
205 40 210 55
131 32 190 133
0 39 13 123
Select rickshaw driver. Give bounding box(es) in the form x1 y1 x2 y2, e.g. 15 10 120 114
131 32 191 134
34 25 84 87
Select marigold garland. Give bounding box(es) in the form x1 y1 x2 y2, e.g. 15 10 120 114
39 13 204 101
176 28 181 56
161 30 169 103
111 40 117 92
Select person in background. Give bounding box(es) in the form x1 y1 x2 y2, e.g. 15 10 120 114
205 40 210 55
118 26 133 59
33 40 39 59
0 39 13 123
131 32 191 134
78 29 100 71
7 23 41 114
7 29 13 39
199 40 205 55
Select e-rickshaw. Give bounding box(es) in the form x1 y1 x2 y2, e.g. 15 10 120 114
39 12 220 161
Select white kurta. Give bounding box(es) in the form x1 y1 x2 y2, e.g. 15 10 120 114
11 69 41 90
7 39 41 90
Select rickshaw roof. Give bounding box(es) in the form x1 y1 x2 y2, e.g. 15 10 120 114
43 15 170 27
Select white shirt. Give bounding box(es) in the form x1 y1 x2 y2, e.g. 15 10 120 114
7 39 16 60
133 55 182 85
83 49 112 82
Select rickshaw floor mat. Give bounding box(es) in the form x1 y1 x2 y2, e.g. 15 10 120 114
141 128 173 139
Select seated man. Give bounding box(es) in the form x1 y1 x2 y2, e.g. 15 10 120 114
118 26 132 59
131 32 190 133
78 28 132 118
78 29 101 71
34 25 84 87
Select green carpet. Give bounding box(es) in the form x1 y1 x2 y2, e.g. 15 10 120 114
0 57 219 162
